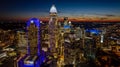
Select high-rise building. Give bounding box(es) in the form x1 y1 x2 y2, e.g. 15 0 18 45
63 17 71 33
49 5 59 53
26 18 40 55
16 18 41 67
17 31 27 54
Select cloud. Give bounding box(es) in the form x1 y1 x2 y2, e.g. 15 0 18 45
105 14 116 17
99 17 108 20
93 13 118 17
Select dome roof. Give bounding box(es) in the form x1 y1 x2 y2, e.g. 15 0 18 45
26 18 40 27
50 5 57 13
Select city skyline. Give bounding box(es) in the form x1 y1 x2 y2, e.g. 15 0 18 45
0 0 120 21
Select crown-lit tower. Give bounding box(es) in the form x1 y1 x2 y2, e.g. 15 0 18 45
49 5 58 53
17 18 41 67
26 18 41 55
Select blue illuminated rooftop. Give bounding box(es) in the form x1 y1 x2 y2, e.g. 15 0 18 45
64 25 71 29
86 29 101 34
26 18 40 27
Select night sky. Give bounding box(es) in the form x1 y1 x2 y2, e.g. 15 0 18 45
0 0 120 20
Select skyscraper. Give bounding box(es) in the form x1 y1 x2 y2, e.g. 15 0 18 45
17 31 27 54
49 5 58 53
26 18 40 55
17 18 41 67
63 17 71 33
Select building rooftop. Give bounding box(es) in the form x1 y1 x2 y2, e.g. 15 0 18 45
50 5 57 13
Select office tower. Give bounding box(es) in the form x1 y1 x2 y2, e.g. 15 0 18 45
48 5 58 53
26 18 40 55
63 17 71 33
16 18 41 67
17 31 27 54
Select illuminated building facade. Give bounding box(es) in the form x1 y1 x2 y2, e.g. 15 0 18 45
17 31 27 54
63 17 71 33
26 18 40 55
17 18 41 67
49 5 59 53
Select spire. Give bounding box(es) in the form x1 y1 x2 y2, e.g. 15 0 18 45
50 5 57 13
